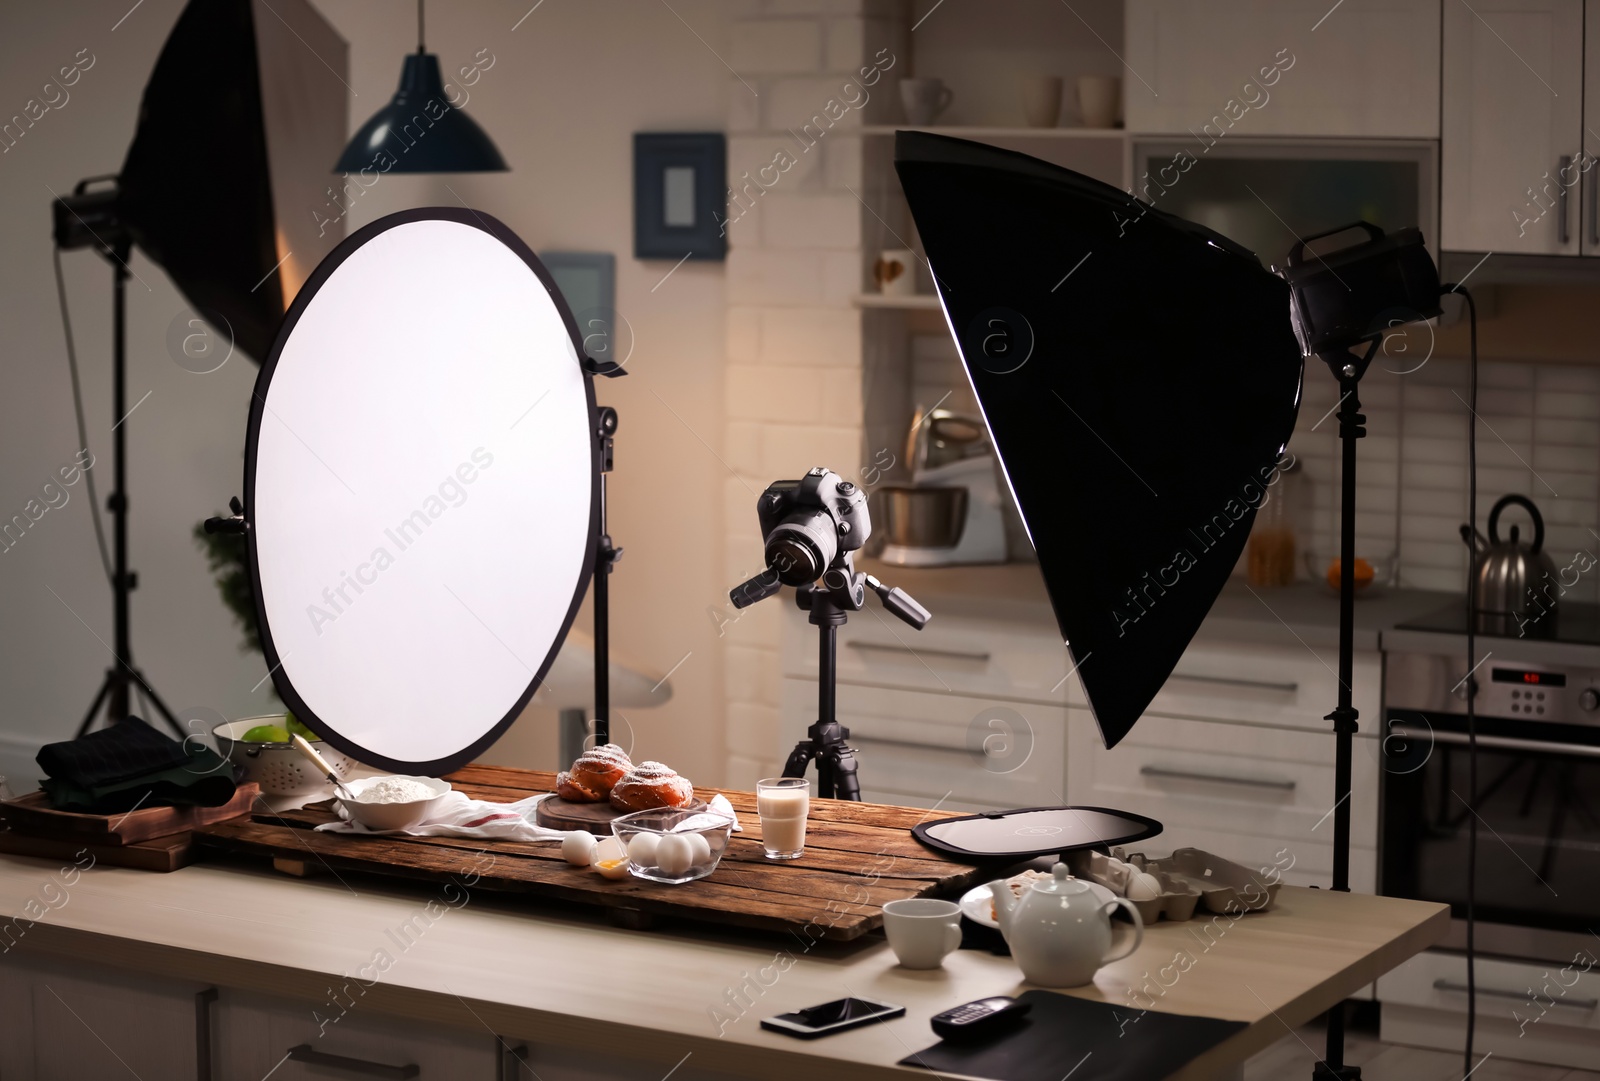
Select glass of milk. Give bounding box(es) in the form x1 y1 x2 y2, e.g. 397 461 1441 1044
756 777 810 860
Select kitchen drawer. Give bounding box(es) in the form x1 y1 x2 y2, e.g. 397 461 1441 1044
782 677 1066 809
1144 639 1382 732
217 989 497 1080
1379 949 1600 1034
781 605 1074 705
1067 712 1379 852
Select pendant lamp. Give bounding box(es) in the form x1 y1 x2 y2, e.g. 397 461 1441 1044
335 0 508 174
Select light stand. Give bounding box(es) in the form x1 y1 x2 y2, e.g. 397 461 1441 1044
64 229 183 739
590 405 622 748
1313 340 1380 1081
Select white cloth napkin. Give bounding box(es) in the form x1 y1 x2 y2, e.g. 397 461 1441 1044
314 791 741 839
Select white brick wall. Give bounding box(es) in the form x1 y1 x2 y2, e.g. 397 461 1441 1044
719 1 905 783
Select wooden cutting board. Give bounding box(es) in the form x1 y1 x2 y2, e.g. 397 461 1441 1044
193 765 991 941
0 783 261 845
533 795 708 834
0 829 198 872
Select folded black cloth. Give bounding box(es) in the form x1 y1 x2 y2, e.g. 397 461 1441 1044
37 717 191 787
900 990 1246 1081
960 914 1011 955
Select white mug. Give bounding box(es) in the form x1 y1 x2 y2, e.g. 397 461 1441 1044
1017 75 1063 129
874 249 916 296
883 898 962 969
1076 75 1121 129
900 78 953 126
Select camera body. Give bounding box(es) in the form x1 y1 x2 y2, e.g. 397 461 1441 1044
756 467 872 586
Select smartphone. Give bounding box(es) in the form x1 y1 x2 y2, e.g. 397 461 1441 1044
761 997 906 1039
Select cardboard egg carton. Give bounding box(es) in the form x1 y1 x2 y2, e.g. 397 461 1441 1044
1064 846 1280 923
1064 849 1200 923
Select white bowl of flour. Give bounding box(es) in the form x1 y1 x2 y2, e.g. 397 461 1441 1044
335 775 452 831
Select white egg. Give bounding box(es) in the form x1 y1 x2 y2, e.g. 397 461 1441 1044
561 831 597 867
593 835 630 879
628 832 662 865
655 833 695 877
685 832 712 865
1127 871 1163 902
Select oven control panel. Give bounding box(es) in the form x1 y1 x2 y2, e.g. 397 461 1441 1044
1386 652 1600 726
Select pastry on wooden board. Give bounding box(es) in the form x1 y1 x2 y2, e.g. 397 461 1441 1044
555 744 633 802
609 761 694 812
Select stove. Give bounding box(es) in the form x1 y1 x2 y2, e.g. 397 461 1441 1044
1381 598 1600 964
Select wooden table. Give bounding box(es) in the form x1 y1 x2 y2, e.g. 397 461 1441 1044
0 799 1448 1080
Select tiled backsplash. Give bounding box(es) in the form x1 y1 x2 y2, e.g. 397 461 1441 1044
911 332 1600 599
1294 356 1600 599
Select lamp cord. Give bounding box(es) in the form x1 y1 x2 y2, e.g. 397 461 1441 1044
1441 281 1480 1075
52 246 113 585
417 0 425 53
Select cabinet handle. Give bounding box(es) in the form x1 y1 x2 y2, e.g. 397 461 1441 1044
846 640 990 663
1167 672 1298 694
286 1045 420 1078
1559 155 1573 245
496 1038 531 1080
1140 765 1296 790
1432 979 1598 1010
1590 155 1599 247
195 988 217 1081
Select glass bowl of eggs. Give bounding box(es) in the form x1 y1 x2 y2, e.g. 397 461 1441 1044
610 806 736 885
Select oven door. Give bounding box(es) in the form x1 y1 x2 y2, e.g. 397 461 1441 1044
1381 711 1600 961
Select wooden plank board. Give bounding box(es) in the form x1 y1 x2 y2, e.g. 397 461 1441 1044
192 766 992 940
0 828 197 872
0 784 260 845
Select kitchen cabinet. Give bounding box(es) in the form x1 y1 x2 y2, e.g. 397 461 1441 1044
1124 0 1441 138
778 604 1073 810
779 602 1382 904
0 953 212 1080
1442 0 1586 254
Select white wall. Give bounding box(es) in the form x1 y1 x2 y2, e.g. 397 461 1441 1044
0 0 733 787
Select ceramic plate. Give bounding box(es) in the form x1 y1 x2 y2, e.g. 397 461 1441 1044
960 878 1118 929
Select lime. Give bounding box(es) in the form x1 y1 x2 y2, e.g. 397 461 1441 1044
242 724 289 743
286 714 319 741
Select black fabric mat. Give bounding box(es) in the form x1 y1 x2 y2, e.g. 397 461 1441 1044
37 717 190 786
960 913 1011 955
899 990 1246 1081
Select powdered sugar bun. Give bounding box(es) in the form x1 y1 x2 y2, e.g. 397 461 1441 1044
609 760 694 812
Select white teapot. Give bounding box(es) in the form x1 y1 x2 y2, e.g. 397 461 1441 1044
990 863 1144 987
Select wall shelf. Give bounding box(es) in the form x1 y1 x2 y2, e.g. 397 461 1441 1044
852 293 942 310
861 125 1127 140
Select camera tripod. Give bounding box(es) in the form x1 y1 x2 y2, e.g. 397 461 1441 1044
781 561 930 800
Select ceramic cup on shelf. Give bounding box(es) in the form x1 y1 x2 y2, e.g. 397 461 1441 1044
1076 75 1121 129
883 898 963 969
900 77 953 126
1017 75 1063 128
874 249 917 296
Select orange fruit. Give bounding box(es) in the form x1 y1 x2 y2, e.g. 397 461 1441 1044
1326 558 1375 592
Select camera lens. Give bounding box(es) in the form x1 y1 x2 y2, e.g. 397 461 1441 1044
765 511 838 585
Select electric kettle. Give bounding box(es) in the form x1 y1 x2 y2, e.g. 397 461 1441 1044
1460 494 1559 633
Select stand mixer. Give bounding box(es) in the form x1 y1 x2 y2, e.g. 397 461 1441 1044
877 407 1008 566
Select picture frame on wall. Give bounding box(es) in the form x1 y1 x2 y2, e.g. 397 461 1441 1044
633 132 727 261
541 251 629 372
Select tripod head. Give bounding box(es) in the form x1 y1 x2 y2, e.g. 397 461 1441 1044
729 466 931 630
